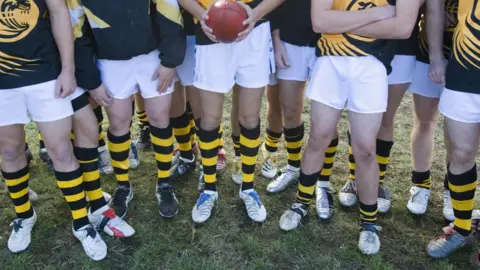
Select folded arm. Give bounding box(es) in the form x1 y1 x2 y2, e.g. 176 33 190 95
427 0 446 61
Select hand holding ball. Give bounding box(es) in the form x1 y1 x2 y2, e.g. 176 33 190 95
206 0 248 43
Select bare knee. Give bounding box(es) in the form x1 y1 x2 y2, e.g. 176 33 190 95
282 101 302 127
414 118 437 135
109 115 132 135
74 116 98 144
239 113 260 129
0 143 24 163
148 110 170 128
352 140 377 163
308 129 332 152
202 113 222 131
47 142 75 165
451 145 477 167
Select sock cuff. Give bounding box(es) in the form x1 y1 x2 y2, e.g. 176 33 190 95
376 139 394 157
411 170 431 182
107 131 131 144
74 147 98 161
136 110 146 115
359 202 378 213
299 171 319 186
1 166 29 179
284 123 304 139
150 125 173 139
266 128 283 139
448 164 477 186
198 126 220 143
170 111 190 128
328 137 339 147
240 122 261 140
231 134 240 144
55 167 83 181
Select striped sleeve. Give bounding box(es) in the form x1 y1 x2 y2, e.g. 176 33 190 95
152 0 186 68
67 0 102 90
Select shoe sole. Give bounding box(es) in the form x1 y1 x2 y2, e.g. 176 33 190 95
159 208 179 218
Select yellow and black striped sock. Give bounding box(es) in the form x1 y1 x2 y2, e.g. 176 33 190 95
136 110 149 128
75 147 107 212
319 138 339 183
188 109 196 147
93 106 106 148
449 165 477 236
198 126 220 191
108 131 131 188
240 123 261 190
360 202 378 224
218 124 224 150
411 170 432 189
348 131 356 181
376 139 394 184
39 133 45 150
264 128 282 154
55 168 89 230
3 166 34 219
284 123 304 169
171 112 193 161
232 134 241 158
296 171 318 205
151 125 174 185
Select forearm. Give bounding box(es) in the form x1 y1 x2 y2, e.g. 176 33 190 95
312 8 387 34
179 0 205 19
253 0 286 20
48 2 75 71
350 17 412 39
427 0 446 61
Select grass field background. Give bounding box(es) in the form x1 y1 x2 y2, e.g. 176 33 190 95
1 93 479 269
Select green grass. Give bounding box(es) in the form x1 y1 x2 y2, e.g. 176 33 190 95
1 93 479 269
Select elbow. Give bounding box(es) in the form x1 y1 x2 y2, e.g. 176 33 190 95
312 20 327 34
395 24 415 39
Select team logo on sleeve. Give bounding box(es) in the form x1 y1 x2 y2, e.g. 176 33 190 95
0 0 40 42
453 0 480 69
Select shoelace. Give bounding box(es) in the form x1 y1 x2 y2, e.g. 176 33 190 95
159 184 174 202
84 226 98 240
10 219 23 234
344 180 357 193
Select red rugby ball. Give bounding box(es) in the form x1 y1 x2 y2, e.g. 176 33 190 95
206 0 248 43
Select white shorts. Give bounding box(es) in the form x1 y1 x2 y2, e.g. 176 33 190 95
408 61 443 98
388 55 416 85
98 50 174 99
194 22 274 93
306 55 388 113
0 80 74 126
439 88 480 123
269 42 317 85
176 35 196 87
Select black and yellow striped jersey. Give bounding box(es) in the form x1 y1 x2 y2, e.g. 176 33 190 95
196 0 267 45
316 0 397 72
446 0 480 93
68 0 185 90
0 0 61 90
270 0 320 47
416 1 458 64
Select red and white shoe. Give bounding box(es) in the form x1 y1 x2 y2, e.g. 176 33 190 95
88 205 135 238
216 148 227 172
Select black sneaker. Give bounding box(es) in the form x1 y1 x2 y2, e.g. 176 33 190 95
134 125 152 150
171 157 196 179
39 149 54 172
109 185 133 219
155 182 179 218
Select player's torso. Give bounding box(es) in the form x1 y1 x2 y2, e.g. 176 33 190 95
81 0 153 29
279 0 320 47
317 0 396 58
0 0 60 88
417 0 458 64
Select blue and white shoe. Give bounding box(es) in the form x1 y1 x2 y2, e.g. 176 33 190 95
192 190 218 223
129 143 140 169
239 189 267 222
358 223 382 255
427 225 473 258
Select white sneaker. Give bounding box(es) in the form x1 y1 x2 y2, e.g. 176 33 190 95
266 165 300 194
443 189 454 221
239 189 267 222
261 144 278 179
377 184 391 214
339 180 358 207
316 181 334 220
358 224 382 255
8 210 37 253
231 157 242 185
98 147 114 175
407 186 430 215
73 224 108 261
128 143 140 169
88 205 135 238
279 203 308 231
192 190 218 223
28 189 38 202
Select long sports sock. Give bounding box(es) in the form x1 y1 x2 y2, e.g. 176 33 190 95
348 131 356 181
232 134 241 158
360 202 378 225
264 128 282 154
108 131 131 187
449 165 477 236
186 102 196 146
296 171 318 205
171 112 193 161
136 110 149 128
411 170 432 189
240 123 261 191
75 147 107 212
198 126 220 191
3 166 34 219
376 139 394 184
284 123 304 169
319 138 339 183
39 133 45 150
93 106 106 148
55 168 90 230
151 125 174 185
